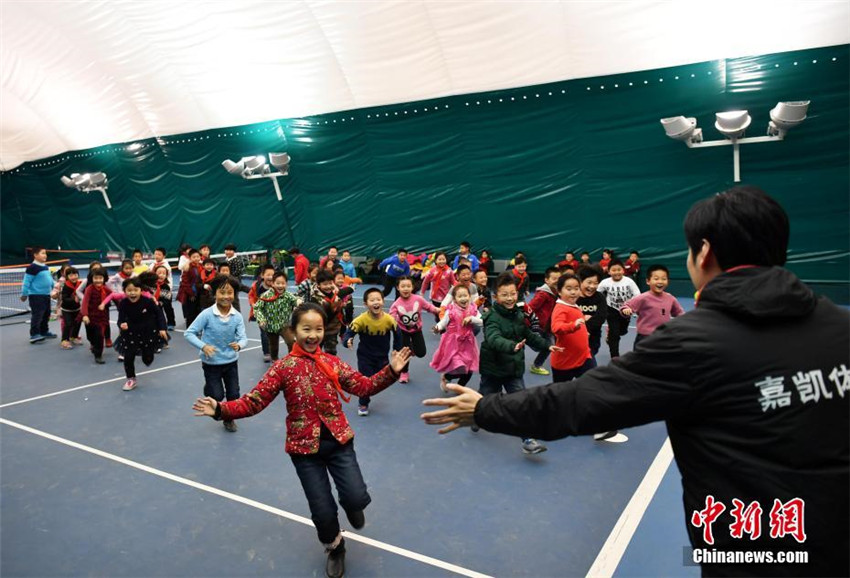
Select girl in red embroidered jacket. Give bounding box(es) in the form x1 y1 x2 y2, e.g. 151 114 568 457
194 303 411 577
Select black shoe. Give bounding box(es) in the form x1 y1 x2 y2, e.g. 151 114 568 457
95 357 105 364
325 538 346 578
346 509 365 530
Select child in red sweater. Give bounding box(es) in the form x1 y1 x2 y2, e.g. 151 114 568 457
81 268 113 364
549 274 594 382
194 303 411 578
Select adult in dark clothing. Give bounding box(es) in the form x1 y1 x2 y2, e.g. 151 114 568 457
422 186 849 577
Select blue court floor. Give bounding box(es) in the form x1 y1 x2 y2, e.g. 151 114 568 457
1 283 699 577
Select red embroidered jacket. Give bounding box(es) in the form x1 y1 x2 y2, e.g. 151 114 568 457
219 354 397 454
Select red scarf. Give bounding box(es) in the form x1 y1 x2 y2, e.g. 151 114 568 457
287 343 350 402
200 268 217 284
261 289 281 302
322 292 344 324
155 279 167 301
91 283 107 303
65 280 81 302
431 265 447 299
119 271 132 279
513 269 527 287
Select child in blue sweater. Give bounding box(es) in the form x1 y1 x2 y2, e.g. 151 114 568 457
19 246 56 343
379 248 410 298
185 275 249 432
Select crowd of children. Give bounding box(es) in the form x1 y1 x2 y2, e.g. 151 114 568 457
20 241 683 578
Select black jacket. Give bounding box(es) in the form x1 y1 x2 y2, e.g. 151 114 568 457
475 267 849 577
577 291 607 335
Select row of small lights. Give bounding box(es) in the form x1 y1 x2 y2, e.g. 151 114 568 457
11 56 840 172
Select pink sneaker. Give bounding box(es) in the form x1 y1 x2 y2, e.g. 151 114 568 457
122 378 137 391
399 372 409 383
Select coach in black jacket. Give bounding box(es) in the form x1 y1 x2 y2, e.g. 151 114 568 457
422 186 849 577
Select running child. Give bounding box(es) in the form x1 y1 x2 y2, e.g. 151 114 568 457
597 259 640 358
153 264 176 329
176 249 203 327
342 288 400 416
295 263 320 301
306 270 354 355
550 273 617 441
249 264 276 362
186 275 249 433
378 248 410 298
476 273 562 454
193 303 411 578
81 268 112 364
198 258 218 310
599 249 613 274
576 264 608 360
58 266 83 349
420 252 456 320
430 284 482 391
131 249 148 275
216 262 251 313
620 264 684 347
116 277 168 391
389 276 439 383
107 259 135 293
473 269 492 314
253 270 300 360
509 256 530 299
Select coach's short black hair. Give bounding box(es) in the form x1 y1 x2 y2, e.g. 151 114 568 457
684 186 789 269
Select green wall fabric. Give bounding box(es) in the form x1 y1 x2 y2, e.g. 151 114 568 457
2 45 847 295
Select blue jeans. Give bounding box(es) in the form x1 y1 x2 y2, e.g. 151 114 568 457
479 374 526 396
28 294 51 337
202 361 240 402
290 438 371 544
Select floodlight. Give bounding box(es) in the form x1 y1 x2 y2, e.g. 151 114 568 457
768 101 810 136
73 173 92 187
269 152 290 171
222 159 245 175
60 170 112 209
715 111 752 139
221 151 292 201
659 100 811 182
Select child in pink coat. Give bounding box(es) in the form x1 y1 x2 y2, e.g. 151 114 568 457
430 284 482 392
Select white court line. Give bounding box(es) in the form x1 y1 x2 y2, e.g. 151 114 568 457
0 346 261 409
0 417 493 578
585 437 674 578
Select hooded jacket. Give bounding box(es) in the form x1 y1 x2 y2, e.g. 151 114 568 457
475 267 849 577
528 284 558 332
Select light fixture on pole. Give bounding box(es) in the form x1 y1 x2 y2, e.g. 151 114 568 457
660 101 810 182
221 152 290 201
60 172 112 209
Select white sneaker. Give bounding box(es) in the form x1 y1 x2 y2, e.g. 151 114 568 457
122 378 137 391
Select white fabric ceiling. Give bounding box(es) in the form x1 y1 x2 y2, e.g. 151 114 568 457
2 0 848 170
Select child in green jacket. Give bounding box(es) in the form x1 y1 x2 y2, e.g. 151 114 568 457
478 273 562 455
